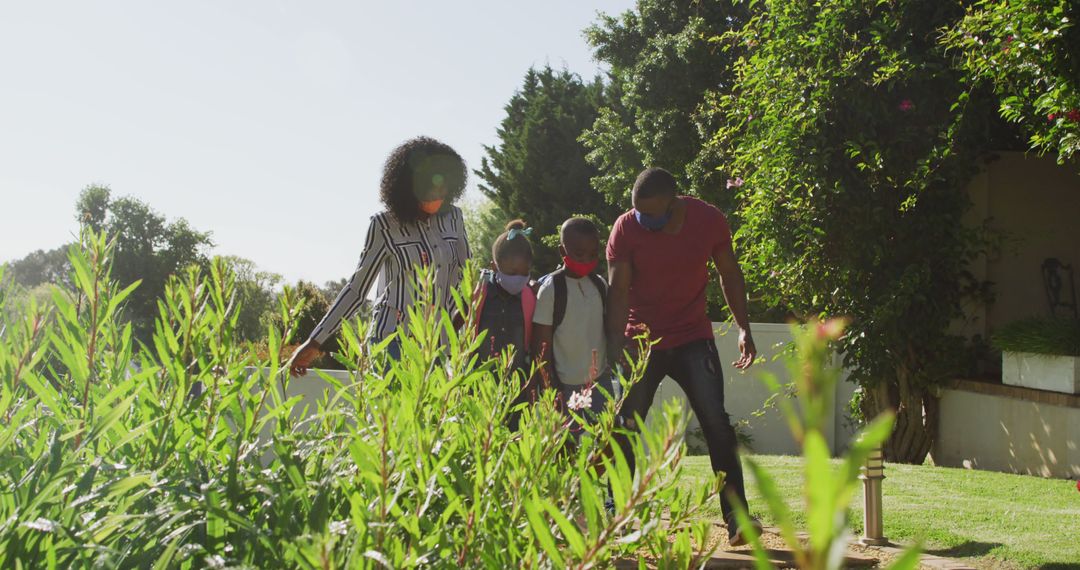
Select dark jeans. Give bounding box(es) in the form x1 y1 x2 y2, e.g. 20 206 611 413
617 338 748 523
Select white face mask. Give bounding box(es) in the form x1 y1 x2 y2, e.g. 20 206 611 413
495 272 529 295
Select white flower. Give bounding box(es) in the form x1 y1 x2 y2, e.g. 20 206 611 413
205 554 227 569
330 520 349 536
567 387 594 412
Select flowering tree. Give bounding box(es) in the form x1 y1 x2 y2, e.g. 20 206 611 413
714 1 1000 463
943 0 1080 162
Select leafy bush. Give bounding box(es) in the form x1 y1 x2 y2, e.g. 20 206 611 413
1 230 721 568
737 319 920 570
942 0 1080 162
991 317 1080 356
714 0 997 463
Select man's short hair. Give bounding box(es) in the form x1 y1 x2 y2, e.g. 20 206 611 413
632 167 678 201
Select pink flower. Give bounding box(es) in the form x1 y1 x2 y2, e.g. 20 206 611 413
1048 113 1058 121
567 386 594 412
898 99 915 112
814 318 848 341
726 177 744 189
1067 109 1080 123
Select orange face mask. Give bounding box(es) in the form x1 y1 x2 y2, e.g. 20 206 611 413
419 199 444 215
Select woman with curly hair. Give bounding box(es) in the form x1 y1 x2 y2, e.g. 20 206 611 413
290 136 470 374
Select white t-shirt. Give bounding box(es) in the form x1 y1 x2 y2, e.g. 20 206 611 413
533 274 607 386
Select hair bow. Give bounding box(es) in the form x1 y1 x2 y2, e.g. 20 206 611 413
507 227 533 240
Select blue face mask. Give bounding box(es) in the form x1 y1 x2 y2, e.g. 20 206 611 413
634 209 670 231
495 272 529 295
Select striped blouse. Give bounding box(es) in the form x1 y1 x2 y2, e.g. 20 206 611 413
309 206 471 345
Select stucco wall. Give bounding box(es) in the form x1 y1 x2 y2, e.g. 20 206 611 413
261 335 1080 478
646 322 858 457
933 385 1080 479
961 152 1080 339
270 322 860 458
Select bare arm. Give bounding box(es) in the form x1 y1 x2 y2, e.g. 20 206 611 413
713 241 756 369
290 216 388 376
606 260 632 363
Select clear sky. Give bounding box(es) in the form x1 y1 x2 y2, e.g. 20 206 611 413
0 0 633 284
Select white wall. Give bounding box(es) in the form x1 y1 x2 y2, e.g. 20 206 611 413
934 388 1080 479
647 322 857 457
264 323 859 458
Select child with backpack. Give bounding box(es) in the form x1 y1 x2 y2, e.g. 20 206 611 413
532 218 618 426
471 220 538 425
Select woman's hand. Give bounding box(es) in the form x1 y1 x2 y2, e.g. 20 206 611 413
288 339 322 376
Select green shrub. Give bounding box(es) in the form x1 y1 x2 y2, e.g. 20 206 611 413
735 320 920 570
1 230 721 568
991 317 1080 356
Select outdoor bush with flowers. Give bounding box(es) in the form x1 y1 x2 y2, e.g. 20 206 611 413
1 230 724 568
943 0 1080 162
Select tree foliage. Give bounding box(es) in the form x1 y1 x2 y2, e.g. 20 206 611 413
943 0 1080 162
4 246 72 291
73 185 214 344
582 0 753 208
215 255 282 343
460 196 511 269
716 0 1000 463
477 66 623 274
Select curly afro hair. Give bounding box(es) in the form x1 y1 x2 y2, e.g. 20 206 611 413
380 136 468 224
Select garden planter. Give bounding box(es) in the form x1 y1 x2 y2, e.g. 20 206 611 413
1001 351 1080 394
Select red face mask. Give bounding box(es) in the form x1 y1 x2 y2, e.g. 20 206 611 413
563 256 598 278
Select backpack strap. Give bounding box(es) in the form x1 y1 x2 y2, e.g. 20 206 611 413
551 268 568 330
550 267 607 333
587 273 607 315
521 282 538 349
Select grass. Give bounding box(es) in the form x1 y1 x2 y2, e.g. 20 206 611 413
679 455 1080 569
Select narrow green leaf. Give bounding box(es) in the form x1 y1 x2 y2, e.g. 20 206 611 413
525 498 565 567
541 498 586 558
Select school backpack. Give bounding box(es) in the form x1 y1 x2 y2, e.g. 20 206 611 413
471 269 538 348
540 267 607 332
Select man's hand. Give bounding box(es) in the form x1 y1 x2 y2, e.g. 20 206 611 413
733 328 756 370
288 339 322 376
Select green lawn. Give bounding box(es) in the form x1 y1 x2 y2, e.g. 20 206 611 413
679 455 1080 569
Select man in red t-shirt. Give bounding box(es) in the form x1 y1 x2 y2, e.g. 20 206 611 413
606 167 759 545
